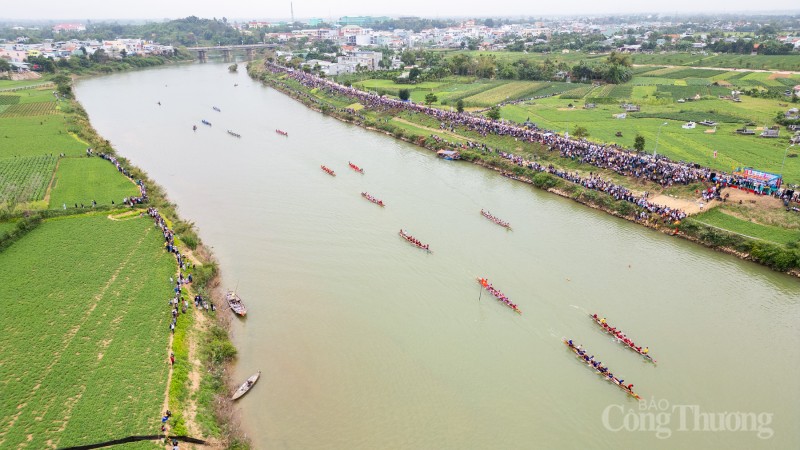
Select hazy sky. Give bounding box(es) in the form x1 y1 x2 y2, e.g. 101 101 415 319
1 0 797 21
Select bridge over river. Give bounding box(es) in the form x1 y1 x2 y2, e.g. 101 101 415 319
185 43 278 61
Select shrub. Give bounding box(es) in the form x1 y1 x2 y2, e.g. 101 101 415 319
531 172 560 190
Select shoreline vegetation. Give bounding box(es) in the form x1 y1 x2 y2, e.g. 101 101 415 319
0 73 248 447
65 93 249 448
247 60 800 277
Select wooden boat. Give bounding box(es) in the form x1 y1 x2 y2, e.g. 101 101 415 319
225 291 247 316
275 129 288 136
201 120 212 126
476 277 521 314
232 371 261 400
227 130 241 138
589 314 656 363
348 162 364 173
480 209 511 229
398 229 431 252
361 192 384 207
563 339 641 400
321 165 335 176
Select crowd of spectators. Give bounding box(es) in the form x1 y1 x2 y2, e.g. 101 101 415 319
265 62 799 219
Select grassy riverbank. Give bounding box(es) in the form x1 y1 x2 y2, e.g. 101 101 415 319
249 60 800 275
0 76 245 448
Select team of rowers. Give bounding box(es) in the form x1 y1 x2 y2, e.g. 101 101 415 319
201 120 211 126
480 209 511 228
320 165 336 176
399 229 430 251
565 339 640 399
591 314 653 361
361 192 384 207
227 130 242 138
212 106 221 112
275 129 288 136
477 278 522 314
349 162 364 173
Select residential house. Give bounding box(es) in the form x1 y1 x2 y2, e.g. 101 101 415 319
52 23 86 33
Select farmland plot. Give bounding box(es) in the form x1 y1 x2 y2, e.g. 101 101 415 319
463 81 545 106
48 157 141 208
0 154 57 205
0 101 57 118
0 214 175 449
0 116 87 158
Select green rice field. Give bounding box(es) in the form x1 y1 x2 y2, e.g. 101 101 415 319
0 154 58 205
0 115 87 158
0 213 175 449
48 157 141 208
462 81 545 106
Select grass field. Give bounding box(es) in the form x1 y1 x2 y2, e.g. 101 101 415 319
0 219 18 235
0 213 175 449
48 157 141 208
0 154 58 205
691 208 800 245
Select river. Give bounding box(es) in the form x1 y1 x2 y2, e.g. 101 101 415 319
76 61 800 449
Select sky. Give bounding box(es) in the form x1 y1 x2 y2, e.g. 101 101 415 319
1 0 798 21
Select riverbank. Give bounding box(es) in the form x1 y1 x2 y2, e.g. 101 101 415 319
248 60 800 276
0 76 247 448
67 95 248 448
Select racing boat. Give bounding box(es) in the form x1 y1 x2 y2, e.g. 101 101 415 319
399 229 431 252
476 277 521 314
589 314 656 363
563 338 641 400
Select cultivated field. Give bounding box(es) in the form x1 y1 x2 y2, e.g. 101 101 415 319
0 213 175 449
0 114 87 158
631 53 800 71
0 155 58 206
462 81 546 106
48 157 140 208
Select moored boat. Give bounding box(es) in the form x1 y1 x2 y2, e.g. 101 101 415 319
589 314 656 363
398 229 430 252
348 162 364 173
232 371 261 400
361 192 384 207
225 290 247 316
321 165 336 176
480 209 511 229
476 277 521 314
563 338 641 400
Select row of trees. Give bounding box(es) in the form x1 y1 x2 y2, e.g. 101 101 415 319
1 16 253 47
446 51 633 84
